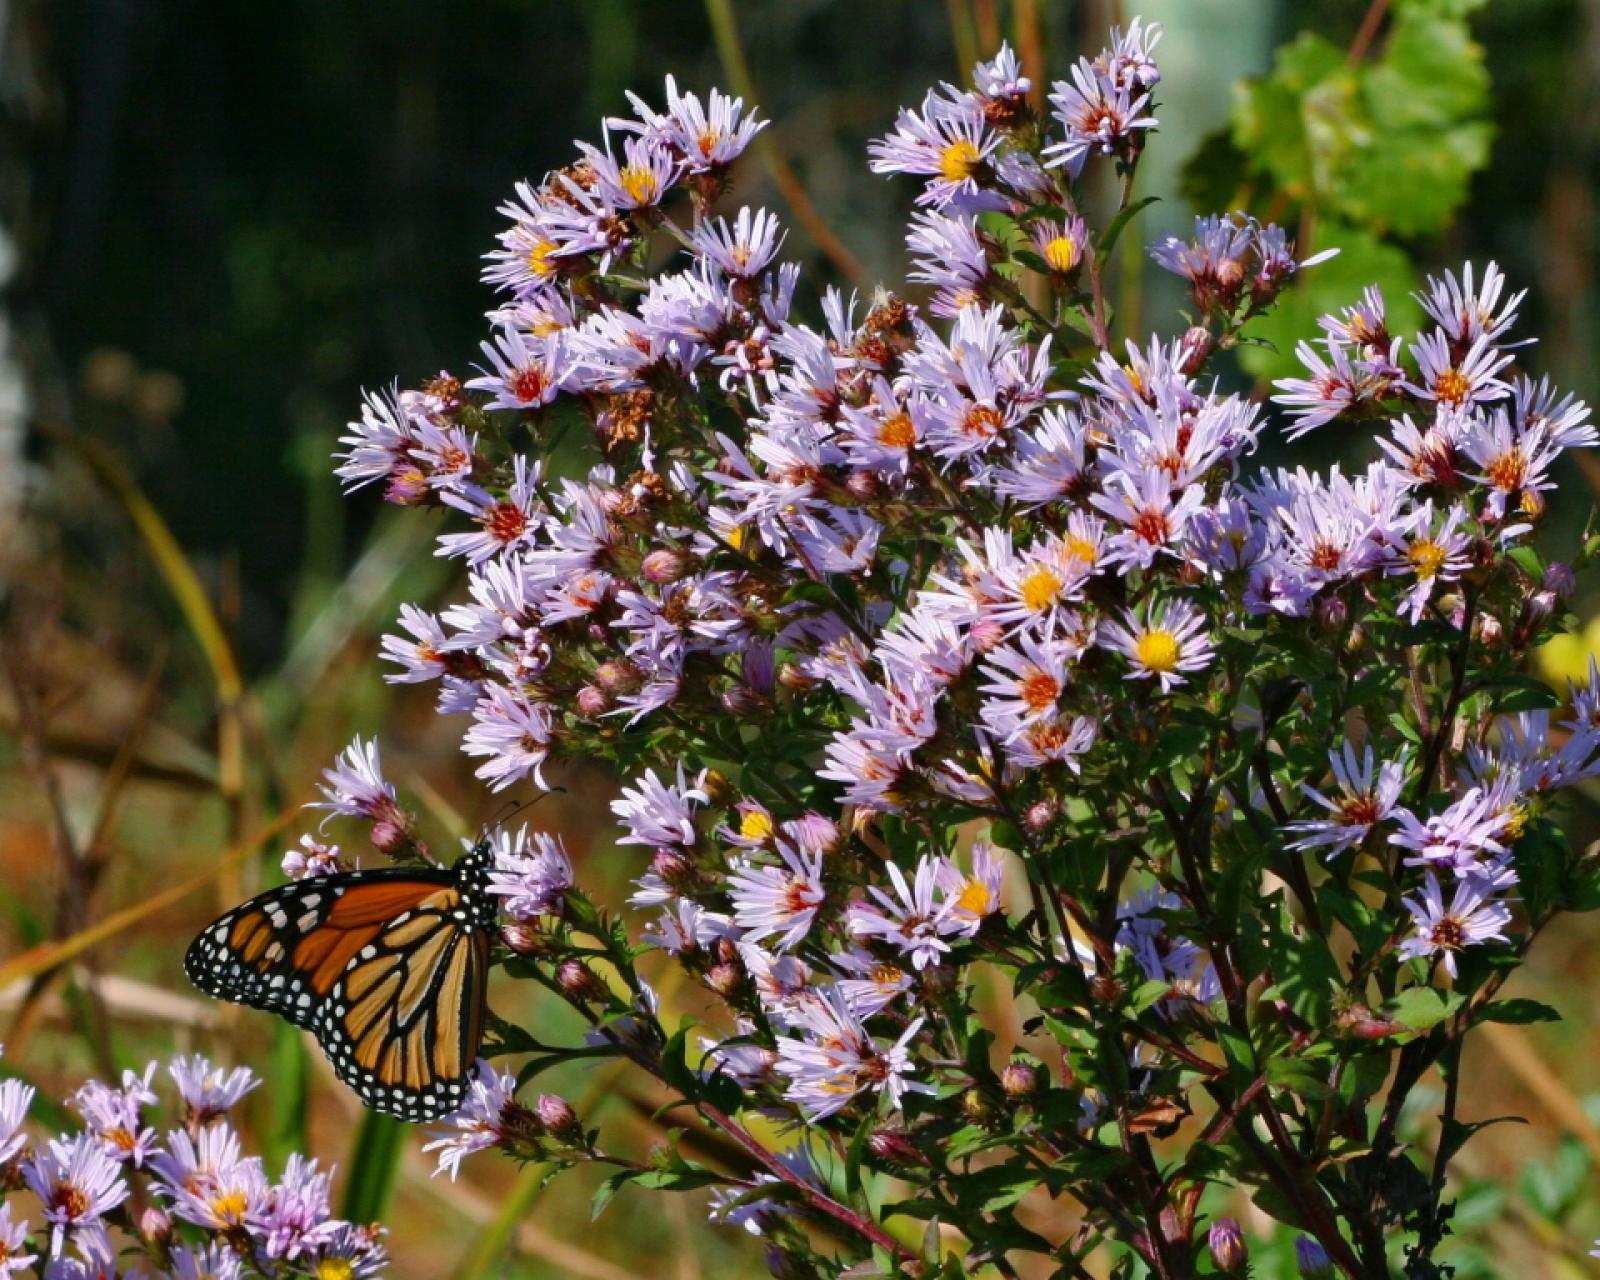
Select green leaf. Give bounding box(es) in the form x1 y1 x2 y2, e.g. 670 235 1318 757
339 1110 406 1223
1231 32 1349 202
1095 196 1160 259
260 1021 311 1174
1269 921 1341 1026
1384 986 1464 1036
1478 998 1561 1025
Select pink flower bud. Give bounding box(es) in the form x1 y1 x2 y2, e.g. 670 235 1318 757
641 549 694 584
593 660 643 693
556 960 608 1003
1208 1218 1246 1273
576 685 611 717
1000 1060 1042 1099
536 1094 580 1140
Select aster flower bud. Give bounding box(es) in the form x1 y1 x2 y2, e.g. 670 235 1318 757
1474 611 1506 647
576 685 611 717
1208 1218 1246 1273
785 811 841 855
720 684 770 717
650 848 698 893
961 1088 999 1127
383 465 432 506
370 816 418 859
705 962 747 999
776 662 817 692
138 1206 173 1247
846 471 884 501
1177 325 1213 376
1022 798 1059 835
1524 590 1557 627
557 960 609 1003
1316 594 1348 629
641 549 694 584
593 659 643 693
500 922 557 957
1000 1059 1042 1099
536 1094 581 1142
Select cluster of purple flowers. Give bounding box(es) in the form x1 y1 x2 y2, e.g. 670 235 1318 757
0 1051 386 1278
308 14 1600 1272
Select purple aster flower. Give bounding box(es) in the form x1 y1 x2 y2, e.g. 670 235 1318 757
1149 213 1254 314
334 386 421 493
1272 340 1378 438
303 1223 389 1280
1042 59 1157 177
1029 215 1089 278
934 841 1005 937
578 133 681 210
727 838 827 952
24 1134 129 1262
1404 330 1513 410
462 683 554 792
167 1244 241 1280
1415 261 1525 346
612 764 709 849
775 986 932 1119
612 76 766 174
0 1203 35 1276
831 949 915 1017
1095 16 1164 91
167 1055 259 1126
0 1076 35 1165
989 405 1092 508
868 92 1002 211
1286 743 1408 856
847 856 955 970
1512 374 1595 451
979 633 1076 741
1101 597 1215 692
148 1123 268 1232
252 1153 337 1261
1389 501 1471 622
466 327 568 412
1004 712 1098 772
438 456 545 564
308 735 403 828
690 205 786 279
973 42 1033 111
1090 469 1206 569
644 900 737 958
1398 874 1514 978
906 210 994 317
485 826 574 920
1460 410 1560 521
1388 787 1512 876
282 834 349 881
71 1064 158 1168
422 1060 526 1182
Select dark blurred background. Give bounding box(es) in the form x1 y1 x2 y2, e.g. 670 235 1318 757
3 1 1600 1276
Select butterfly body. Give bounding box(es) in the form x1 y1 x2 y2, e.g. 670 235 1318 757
185 843 496 1122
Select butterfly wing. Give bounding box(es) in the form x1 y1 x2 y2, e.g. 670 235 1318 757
317 886 490 1121
185 868 489 1120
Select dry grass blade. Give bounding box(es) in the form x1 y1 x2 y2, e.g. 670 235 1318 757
0 802 303 991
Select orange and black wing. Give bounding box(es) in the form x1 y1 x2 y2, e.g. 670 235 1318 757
185 863 491 1121
316 882 490 1122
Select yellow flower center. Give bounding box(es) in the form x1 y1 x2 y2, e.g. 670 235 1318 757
315 1261 357 1280
1499 803 1528 839
939 139 983 184
620 164 660 205
1065 534 1096 564
1487 448 1526 492
955 879 994 916
739 810 775 841
526 238 558 278
1019 565 1064 613
877 412 916 449
1433 368 1470 406
1135 629 1181 673
209 1190 249 1225
1408 538 1447 580
1044 236 1078 274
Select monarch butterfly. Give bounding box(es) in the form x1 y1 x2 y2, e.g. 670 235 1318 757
185 842 495 1122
